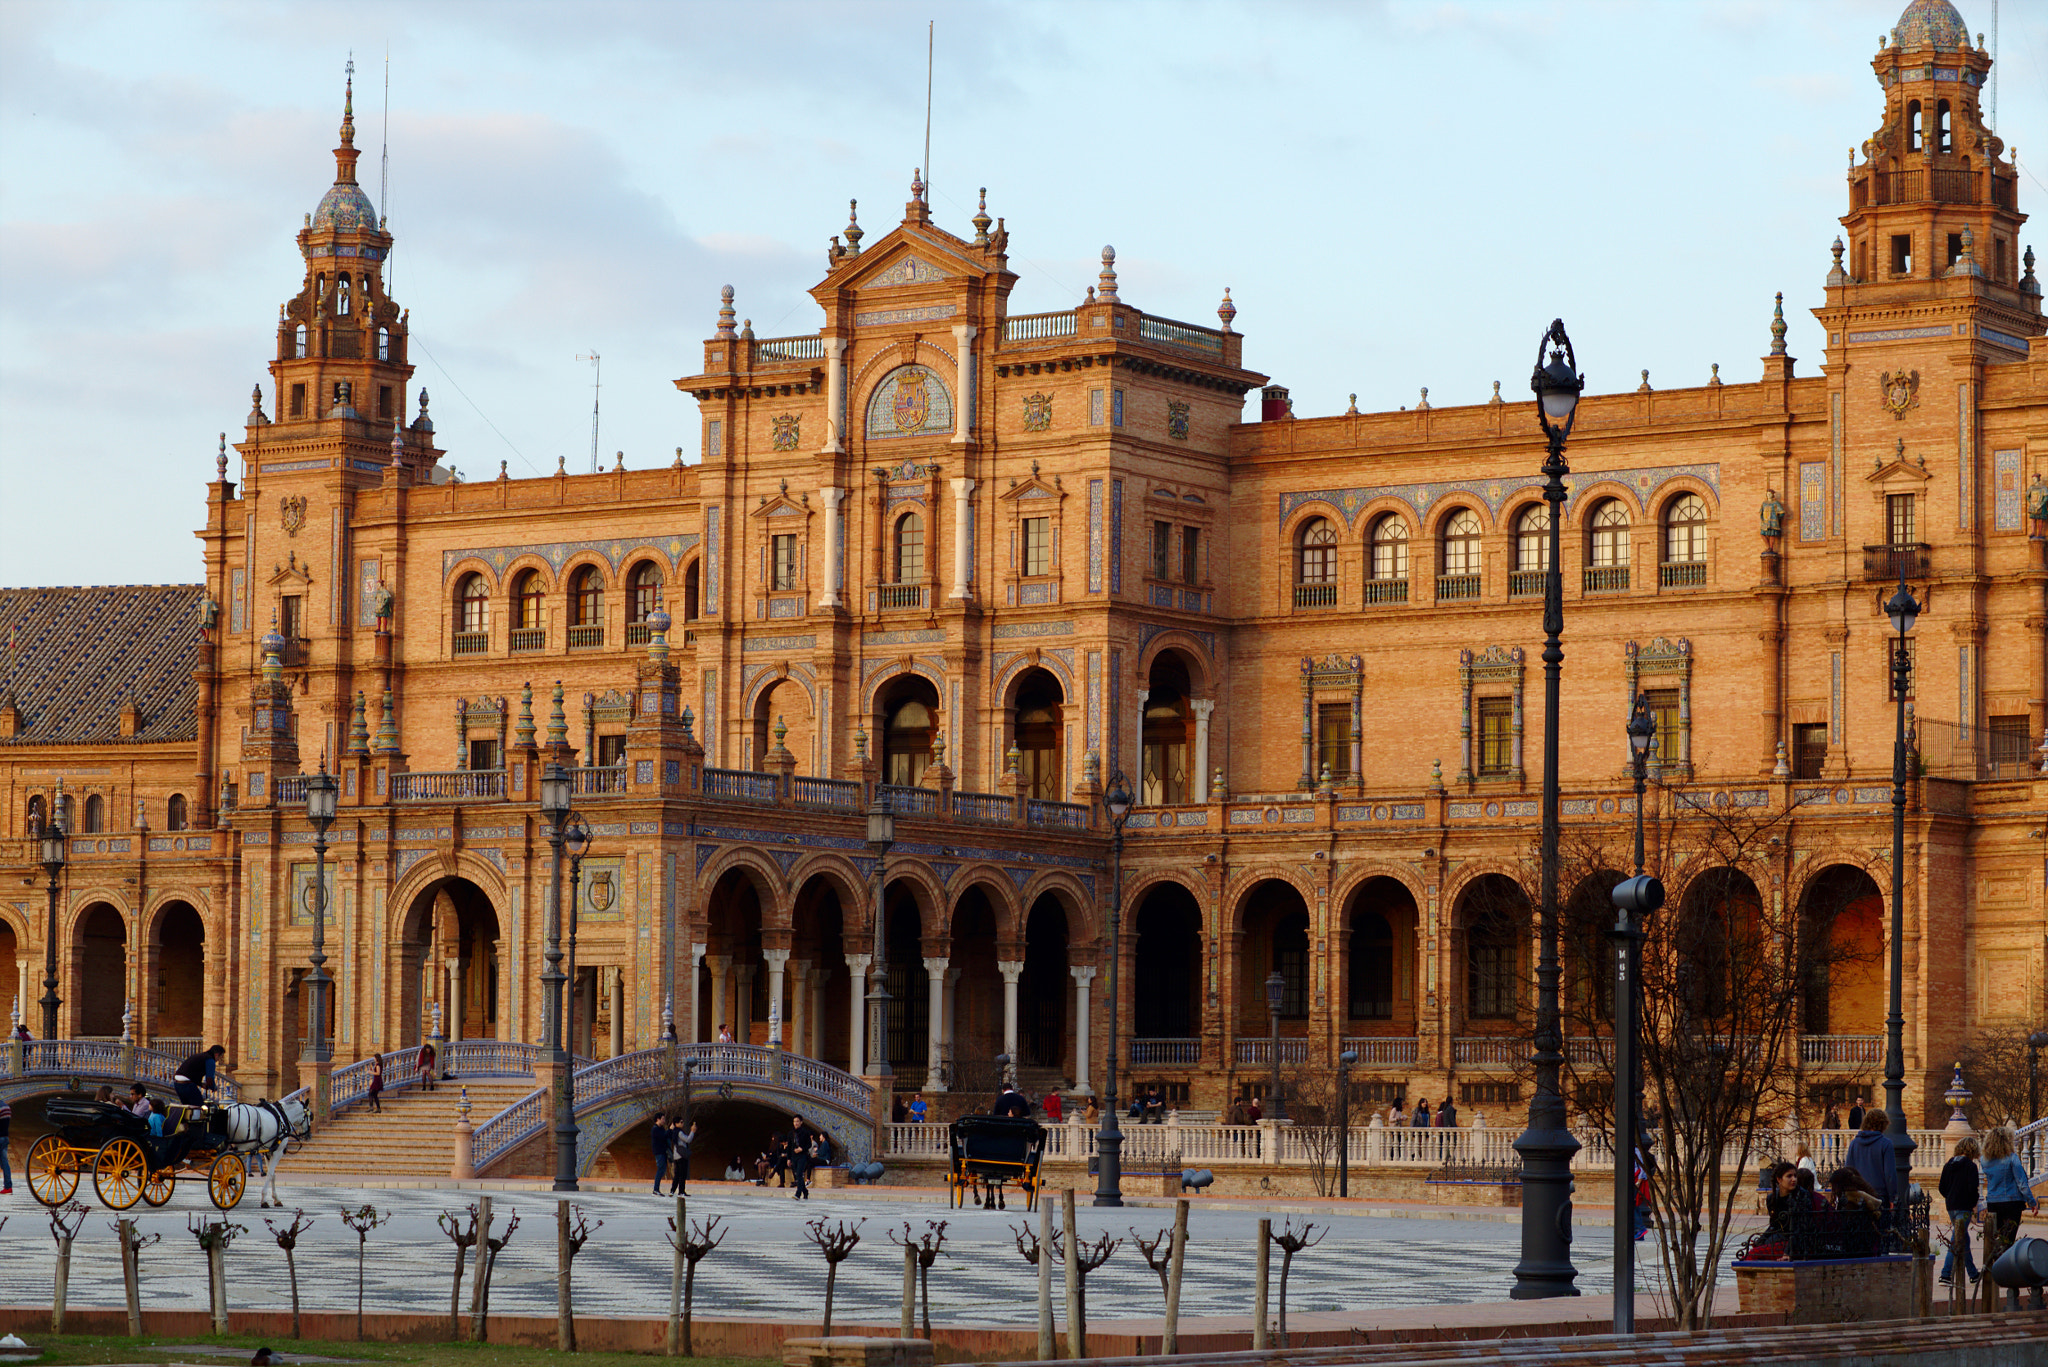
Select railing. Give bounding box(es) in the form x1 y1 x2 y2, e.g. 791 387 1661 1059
567 624 605 649
1340 1036 1419 1066
1507 570 1544 598
1130 1037 1200 1066
510 627 546 653
879 784 941 816
1583 566 1630 593
778 1051 880 1112
1233 1038 1309 1066
1138 314 1225 355
1660 560 1708 587
794 775 863 811
1453 1036 1523 1067
878 583 926 610
2 1040 241 1101
1863 543 1931 581
470 1087 551 1172
452 630 488 657
625 622 652 646
1362 578 1408 604
1294 583 1337 608
1002 311 1078 342
275 776 310 804
885 1123 951 1158
393 769 506 802
572 1048 667 1111
1799 1034 1881 1067
445 1040 544 1076
573 765 629 796
1436 573 1481 601
753 335 826 363
952 790 1015 824
1869 169 1986 207
1027 798 1088 830
152 1036 202 1060
703 766 779 802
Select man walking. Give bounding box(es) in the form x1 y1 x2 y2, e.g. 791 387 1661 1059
788 1116 813 1200
1848 1096 1866 1131
993 1084 1031 1119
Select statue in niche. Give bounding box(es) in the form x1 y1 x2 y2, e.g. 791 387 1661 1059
1758 488 1786 541
372 580 395 622
2028 473 2048 530
198 596 221 633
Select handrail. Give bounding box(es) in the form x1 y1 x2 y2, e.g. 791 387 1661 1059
794 775 863 810
393 769 506 802
704 767 779 803
1137 314 1224 355
1026 798 1088 830
5 1040 242 1101
1002 312 1077 342
573 765 628 796
879 784 940 816
275 776 310 804
951 790 1015 824
752 335 826 363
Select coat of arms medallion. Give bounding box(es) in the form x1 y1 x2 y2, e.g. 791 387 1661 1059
1167 400 1191 441
280 494 308 536
893 369 931 432
1879 369 1919 420
771 414 801 451
1022 392 1053 432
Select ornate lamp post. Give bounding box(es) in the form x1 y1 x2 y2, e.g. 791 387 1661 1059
564 816 591 1058
304 765 339 1116
539 762 579 1191
1514 317 1585 1300
1265 969 1286 1122
38 794 67 1040
865 793 896 1086
1608 695 1665 1333
1337 1049 1358 1197
1882 574 1921 1215
1094 770 1133 1206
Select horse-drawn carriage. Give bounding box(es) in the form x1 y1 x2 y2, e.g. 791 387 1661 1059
26 1097 252 1210
947 1115 1046 1211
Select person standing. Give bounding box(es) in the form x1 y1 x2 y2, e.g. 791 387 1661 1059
1438 1097 1458 1129
366 1054 385 1113
1844 1110 1898 1213
650 1114 672 1195
716 1023 734 1044
788 1117 813 1200
1982 1125 2040 1256
173 1045 226 1107
1847 1096 1866 1131
670 1120 696 1196
993 1085 1031 1119
418 1039 438 1092
1412 1097 1430 1128
0 1095 11 1194
1939 1136 1983 1288
908 1093 928 1125
1042 1091 1063 1124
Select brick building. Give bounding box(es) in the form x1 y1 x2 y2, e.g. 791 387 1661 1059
3 0 2044 1134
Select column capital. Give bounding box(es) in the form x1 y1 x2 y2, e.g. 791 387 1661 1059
843 952 873 973
922 955 951 975
761 949 790 971
1069 964 1097 985
1190 698 1216 720
950 476 978 498
819 485 846 508
996 959 1025 982
704 953 731 972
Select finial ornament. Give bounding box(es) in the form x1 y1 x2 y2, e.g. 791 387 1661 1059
971 187 991 244
2022 245 2040 297
715 284 738 340
910 167 925 202
1217 286 1236 333
1346 393 1359 415
217 432 229 480
1097 246 1119 302
843 200 863 254
1769 291 1788 355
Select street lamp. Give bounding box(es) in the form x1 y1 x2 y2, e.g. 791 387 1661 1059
1608 694 1665 1334
539 761 579 1191
304 764 339 1114
1882 573 1921 1217
865 793 895 1085
2028 1031 2048 1173
564 816 591 1058
1265 969 1286 1123
1515 317 1585 1301
1094 770 1134 1207
1337 1049 1358 1197
38 794 67 1040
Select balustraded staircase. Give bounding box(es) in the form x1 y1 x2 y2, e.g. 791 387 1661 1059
285 1076 542 1180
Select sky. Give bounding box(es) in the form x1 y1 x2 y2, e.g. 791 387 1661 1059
2 0 2045 586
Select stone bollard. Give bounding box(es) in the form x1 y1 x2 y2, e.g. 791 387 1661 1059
451 1086 476 1180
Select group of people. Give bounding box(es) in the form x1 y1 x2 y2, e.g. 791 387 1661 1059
1937 1125 2040 1288
741 1116 833 1198
1405 1097 1461 1128
649 1113 698 1195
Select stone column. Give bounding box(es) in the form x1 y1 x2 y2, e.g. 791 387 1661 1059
997 960 1024 1061
609 970 625 1058
949 477 977 601
762 951 789 1047
706 954 731 1040
736 964 756 1043
950 324 978 444
1191 699 1215 804
844 953 872 1075
817 487 846 610
1070 965 1096 1095
944 966 962 1075
790 959 812 1057
689 941 707 1041
446 959 463 1044
818 336 847 453
809 967 828 1058
923 956 950 1091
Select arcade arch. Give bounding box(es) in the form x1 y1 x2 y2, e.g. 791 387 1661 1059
73 902 127 1036
1798 864 1885 1037
150 901 206 1047
398 878 502 1049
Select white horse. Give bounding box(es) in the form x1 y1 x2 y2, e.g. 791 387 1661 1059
217 1097 312 1208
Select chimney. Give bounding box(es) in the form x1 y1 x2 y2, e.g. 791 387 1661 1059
1261 385 1292 422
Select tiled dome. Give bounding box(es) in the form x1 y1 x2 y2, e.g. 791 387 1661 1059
313 181 378 234
1894 0 1969 50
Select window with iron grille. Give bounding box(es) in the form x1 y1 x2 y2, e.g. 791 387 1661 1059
597 734 628 767
1477 696 1513 777
1318 702 1352 781
1988 715 2033 768
1022 517 1051 576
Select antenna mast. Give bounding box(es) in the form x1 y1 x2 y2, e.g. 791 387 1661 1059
923 21 933 200
1990 0 1998 131
380 48 391 288
577 352 601 472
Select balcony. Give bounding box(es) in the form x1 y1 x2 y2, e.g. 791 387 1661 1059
1293 583 1337 609
1131 1038 1201 1067
1660 559 1708 588
702 767 777 802
1137 313 1225 356
1002 311 1078 343
793 775 862 811
1362 578 1408 605
572 765 628 796
751 335 825 364
625 622 653 646
878 783 941 817
1233 1038 1309 1067
1863 543 1931 582
275 775 309 805
1436 573 1480 601
452 630 488 657
1508 570 1544 599
1584 566 1629 593
567 624 605 649
509 627 546 653
1026 798 1089 830
1452 1036 1522 1068
951 790 1016 824
1799 1034 1881 1068
877 583 926 610
394 769 506 802
1339 1036 1419 1067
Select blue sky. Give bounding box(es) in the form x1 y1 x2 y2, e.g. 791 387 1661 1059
3 0 2044 584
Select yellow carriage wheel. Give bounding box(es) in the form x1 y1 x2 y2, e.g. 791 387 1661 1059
141 1162 176 1207
93 1137 147 1210
26 1135 81 1206
208 1152 247 1210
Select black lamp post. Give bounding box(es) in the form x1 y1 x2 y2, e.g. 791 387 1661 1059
1608 695 1664 1333
1337 1049 1358 1197
564 816 591 1058
1265 969 1286 1122
865 793 895 1085
304 765 339 1116
1514 317 1585 1300
2028 1031 2048 1172
1882 573 1921 1217
540 761 579 1191
38 795 67 1041
1094 769 1133 1207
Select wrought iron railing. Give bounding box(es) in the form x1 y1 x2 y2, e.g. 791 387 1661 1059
1660 559 1708 587
1863 543 1931 581
1437 573 1481 601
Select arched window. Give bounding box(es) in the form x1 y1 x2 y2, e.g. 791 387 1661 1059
1908 100 1923 152
26 793 45 833
1297 516 1336 584
1369 515 1408 580
82 794 105 834
1936 99 1952 153
456 573 489 634
627 561 662 624
1663 493 1708 566
511 570 545 631
1013 670 1064 802
1514 504 1549 573
894 512 925 583
883 693 935 787
1441 507 1482 575
166 794 188 831
1467 904 1518 1019
1588 499 1630 566
570 566 604 627
336 276 351 316
1349 910 1394 1019
682 562 701 622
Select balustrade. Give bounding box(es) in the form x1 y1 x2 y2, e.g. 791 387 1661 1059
1026 798 1088 829
573 765 629 796
794 775 862 810
509 627 546 653
703 767 778 802
753 335 826 363
1294 583 1337 608
275 776 310 804
1798 1034 1881 1067
394 769 506 801
1130 1037 1200 1066
1436 573 1481 601
951 790 1015 824
877 583 926 610
1001 312 1077 342
1453 1036 1522 1067
567 624 605 649
1338 1036 1418 1066
1137 314 1225 354
879 783 940 816
1232 1038 1308 1066
1583 566 1630 593
1660 560 1708 587
1362 579 1408 604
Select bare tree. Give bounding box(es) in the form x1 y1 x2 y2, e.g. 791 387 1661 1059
555 1201 601 1351
47 1200 87 1333
1955 1026 2039 1129
664 1211 726 1356
888 1220 948 1338
435 1206 479 1340
264 1210 315 1339
338 1204 389 1341
1278 1065 1346 1196
1066 1230 1121 1356
1267 1220 1325 1346
186 1216 245 1334
108 1218 159 1336
803 1218 864 1335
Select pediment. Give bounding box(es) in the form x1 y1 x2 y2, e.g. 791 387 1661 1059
1865 439 1932 490
266 552 314 587
751 481 811 520
1000 466 1063 503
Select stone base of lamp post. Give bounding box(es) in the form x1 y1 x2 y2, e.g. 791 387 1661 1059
304 1053 334 1124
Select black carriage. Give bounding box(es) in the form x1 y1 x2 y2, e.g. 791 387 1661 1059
26 1097 247 1210
947 1115 1046 1211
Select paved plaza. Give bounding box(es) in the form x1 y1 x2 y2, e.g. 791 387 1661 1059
0 1182 1668 1328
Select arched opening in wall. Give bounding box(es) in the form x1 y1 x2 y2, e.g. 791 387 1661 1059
82 795 105 834
1563 871 1624 1024
166 794 188 832
682 562 701 623
454 572 489 653
1142 651 1195 805
399 878 503 1050
1586 498 1630 589
1908 99 1923 151
1513 504 1549 577
1440 507 1482 578
1936 99 1952 153
570 566 605 645
152 901 205 1050
877 675 939 788
701 867 767 1045
336 275 351 316
893 512 926 585
511 570 547 648
1236 880 1310 1049
947 885 1004 1093
1798 865 1885 1040
1345 877 1419 1029
883 879 929 1072
626 561 663 641
74 903 127 1037
1020 893 1069 1073
1455 874 1530 1028
1675 867 1763 1027
26 793 45 833
1368 513 1409 588
293 325 308 360
1295 516 1336 599
751 678 815 775
0 916 19 1027
1662 492 1709 583
789 873 852 1067
1011 669 1065 801
1133 882 1201 1047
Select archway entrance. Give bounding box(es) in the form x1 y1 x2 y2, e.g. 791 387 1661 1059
877 676 940 788
74 904 127 1037
1452 874 1530 1033
883 880 929 1073
1799 865 1885 1038
1141 653 1195 805
1236 880 1310 1060
751 677 815 775
790 872 853 1067
152 902 205 1051
1 916 19 1029
700 867 768 1044
1134 882 1201 1042
1344 877 1420 1032
1020 893 1070 1075
1011 669 1066 800
399 878 503 1048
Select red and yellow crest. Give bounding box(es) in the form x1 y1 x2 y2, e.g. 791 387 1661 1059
892 369 930 432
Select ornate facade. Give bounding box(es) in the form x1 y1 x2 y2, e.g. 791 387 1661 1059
3 0 2045 1137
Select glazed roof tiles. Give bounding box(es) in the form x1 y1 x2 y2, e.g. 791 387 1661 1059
0 585 204 746
1894 0 1969 50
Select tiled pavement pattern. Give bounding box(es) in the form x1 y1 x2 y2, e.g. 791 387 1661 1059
0 1185 1662 1327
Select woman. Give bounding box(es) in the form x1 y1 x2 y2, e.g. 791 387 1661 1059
366 1054 384 1113
1939 1135 1982 1288
1765 1160 1821 1232
418 1039 438 1092
1795 1143 1817 1176
1844 1109 1898 1210
1824 1103 1842 1131
1982 1125 2040 1254
1829 1166 1883 1215
670 1120 697 1196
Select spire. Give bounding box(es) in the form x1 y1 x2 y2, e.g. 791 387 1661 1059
1769 291 1788 355
971 187 991 245
217 432 229 481
1097 246 1119 302
390 417 405 467
910 167 925 202
515 681 536 748
843 200 863 255
715 285 738 340
246 386 268 427
334 60 362 187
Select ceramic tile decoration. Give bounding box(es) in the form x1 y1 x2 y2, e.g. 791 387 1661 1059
1278 462 1721 529
1994 449 2023 530
864 364 954 440
1800 463 1827 541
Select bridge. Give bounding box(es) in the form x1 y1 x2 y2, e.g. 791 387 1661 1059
1 1037 246 1106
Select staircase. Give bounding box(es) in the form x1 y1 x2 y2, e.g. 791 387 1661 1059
283 1077 541 1180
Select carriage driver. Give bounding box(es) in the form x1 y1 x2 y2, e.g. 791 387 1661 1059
173 1044 227 1107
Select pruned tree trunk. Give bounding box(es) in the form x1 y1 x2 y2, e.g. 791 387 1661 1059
1036 1202 1054 1361
1252 1218 1269 1350
468 1194 493 1343
667 1196 685 1357
1062 1189 1081 1359
557 1200 574 1352
119 1220 142 1336
285 1243 301 1340
1164 1199 1188 1354
209 1239 228 1335
900 1243 916 1339
52 1236 71 1334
